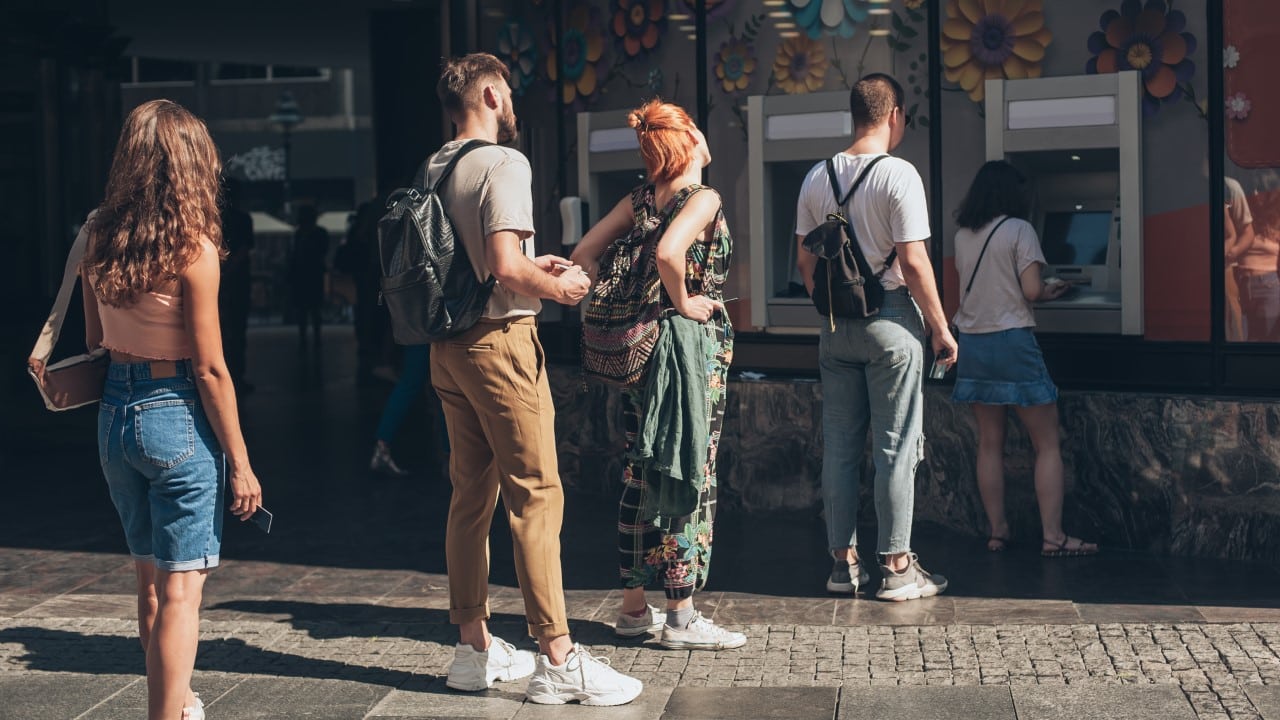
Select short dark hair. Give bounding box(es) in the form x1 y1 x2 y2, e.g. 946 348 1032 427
436 53 510 118
954 160 1030 230
849 73 904 129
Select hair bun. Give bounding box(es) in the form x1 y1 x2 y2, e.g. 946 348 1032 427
627 110 646 132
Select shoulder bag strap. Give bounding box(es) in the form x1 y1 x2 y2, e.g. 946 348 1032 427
963 216 1013 297
31 218 93 363
415 139 495 191
827 155 894 277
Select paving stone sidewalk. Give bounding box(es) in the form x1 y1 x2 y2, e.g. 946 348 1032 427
4 611 1280 719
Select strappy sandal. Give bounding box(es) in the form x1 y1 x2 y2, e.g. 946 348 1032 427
1041 535 1099 558
987 535 1012 552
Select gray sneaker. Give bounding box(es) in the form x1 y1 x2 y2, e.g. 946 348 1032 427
876 553 948 602
826 557 871 594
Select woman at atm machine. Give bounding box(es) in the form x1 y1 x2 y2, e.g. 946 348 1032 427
950 160 1098 558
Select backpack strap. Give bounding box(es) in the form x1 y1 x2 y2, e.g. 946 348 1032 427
963 216 1013 297
414 139 495 192
824 154 894 277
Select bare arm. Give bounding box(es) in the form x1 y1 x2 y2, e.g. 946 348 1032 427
897 240 958 364
486 230 590 305
657 190 723 322
182 242 261 520
796 234 818 296
83 269 103 352
570 196 633 283
1226 220 1255 265
1019 261 1070 302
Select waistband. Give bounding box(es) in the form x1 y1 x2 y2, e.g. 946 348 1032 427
475 316 538 327
107 359 195 382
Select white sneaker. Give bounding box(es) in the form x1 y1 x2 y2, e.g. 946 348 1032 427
182 692 204 720
525 643 643 706
659 611 747 650
445 635 536 691
613 604 667 638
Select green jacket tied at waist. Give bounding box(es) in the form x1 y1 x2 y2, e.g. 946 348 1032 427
629 314 713 522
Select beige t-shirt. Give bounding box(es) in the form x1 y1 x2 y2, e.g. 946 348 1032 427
952 216 1045 334
426 140 540 319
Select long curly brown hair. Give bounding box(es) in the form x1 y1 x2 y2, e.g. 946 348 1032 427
84 99 225 307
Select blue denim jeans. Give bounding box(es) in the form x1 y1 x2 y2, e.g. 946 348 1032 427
375 344 449 453
99 361 226 571
818 289 925 556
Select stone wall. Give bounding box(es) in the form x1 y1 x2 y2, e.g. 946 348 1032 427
549 366 1280 564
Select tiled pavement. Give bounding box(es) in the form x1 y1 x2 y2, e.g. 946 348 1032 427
3 327 1280 719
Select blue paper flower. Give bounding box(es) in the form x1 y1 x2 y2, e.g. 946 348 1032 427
787 0 869 40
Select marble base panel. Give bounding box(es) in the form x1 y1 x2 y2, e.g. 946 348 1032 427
548 366 1280 564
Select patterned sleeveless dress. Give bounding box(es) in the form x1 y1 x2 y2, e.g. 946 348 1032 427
617 183 734 599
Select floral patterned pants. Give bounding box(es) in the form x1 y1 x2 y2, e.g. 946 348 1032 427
617 322 732 600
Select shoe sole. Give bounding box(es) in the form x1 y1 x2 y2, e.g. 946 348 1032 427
877 581 948 602
659 637 748 651
446 663 535 692
614 621 664 638
526 689 643 706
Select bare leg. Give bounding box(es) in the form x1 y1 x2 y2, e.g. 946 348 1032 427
973 404 1010 550
457 618 491 653
134 561 158 651
146 569 207 720
620 587 648 615
1012 403 1095 553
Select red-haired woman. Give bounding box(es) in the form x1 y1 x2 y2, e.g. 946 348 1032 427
572 99 743 651
33 99 263 719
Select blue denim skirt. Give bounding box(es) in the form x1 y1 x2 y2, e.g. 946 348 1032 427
952 327 1058 406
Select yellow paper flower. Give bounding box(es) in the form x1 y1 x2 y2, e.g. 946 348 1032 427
715 37 757 93
773 36 828 95
940 0 1053 103
546 3 607 105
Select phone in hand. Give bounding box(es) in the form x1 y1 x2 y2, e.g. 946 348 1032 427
929 348 953 380
246 506 273 534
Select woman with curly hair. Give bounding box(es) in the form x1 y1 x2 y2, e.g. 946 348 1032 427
571 99 743 651
39 99 263 719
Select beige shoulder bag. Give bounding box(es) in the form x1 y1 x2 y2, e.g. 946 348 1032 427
28 219 109 411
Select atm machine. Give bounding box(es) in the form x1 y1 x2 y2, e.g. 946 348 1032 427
576 109 648 226
984 70 1143 335
747 91 855 332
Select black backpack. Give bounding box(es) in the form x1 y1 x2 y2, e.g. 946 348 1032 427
377 140 497 344
801 154 894 327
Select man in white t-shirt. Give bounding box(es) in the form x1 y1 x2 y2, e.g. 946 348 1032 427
794 74 955 602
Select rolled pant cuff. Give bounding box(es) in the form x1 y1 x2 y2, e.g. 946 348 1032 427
450 603 490 626
527 621 570 641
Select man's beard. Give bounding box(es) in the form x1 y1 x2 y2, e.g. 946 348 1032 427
498 111 519 144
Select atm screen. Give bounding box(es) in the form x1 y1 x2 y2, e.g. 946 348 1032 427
1040 211 1112 266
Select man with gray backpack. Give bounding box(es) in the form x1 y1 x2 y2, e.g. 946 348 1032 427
381 53 641 705
794 73 956 603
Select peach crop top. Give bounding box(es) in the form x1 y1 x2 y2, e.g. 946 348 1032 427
97 290 195 360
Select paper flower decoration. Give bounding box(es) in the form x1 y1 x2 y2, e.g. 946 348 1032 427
773 35 828 94
497 22 538 97
716 37 757 93
905 0 926 7
787 0 869 39
1224 45 1240 69
940 0 1053 103
612 0 665 57
1227 92 1252 120
1086 0 1197 116
546 3 608 105
648 67 664 94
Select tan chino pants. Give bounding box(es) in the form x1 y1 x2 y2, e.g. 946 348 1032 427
430 317 570 640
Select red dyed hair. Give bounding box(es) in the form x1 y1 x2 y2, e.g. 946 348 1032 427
628 99 697 184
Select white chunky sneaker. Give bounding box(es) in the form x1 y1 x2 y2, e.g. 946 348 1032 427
659 611 747 650
182 692 204 720
525 643 643 706
613 604 667 638
445 635 536 691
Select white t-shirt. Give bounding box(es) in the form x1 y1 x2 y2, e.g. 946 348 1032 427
952 215 1045 334
794 153 932 291
426 141 540 319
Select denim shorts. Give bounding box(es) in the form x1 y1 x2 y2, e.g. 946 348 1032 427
99 360 226 571
952 327 1058 406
